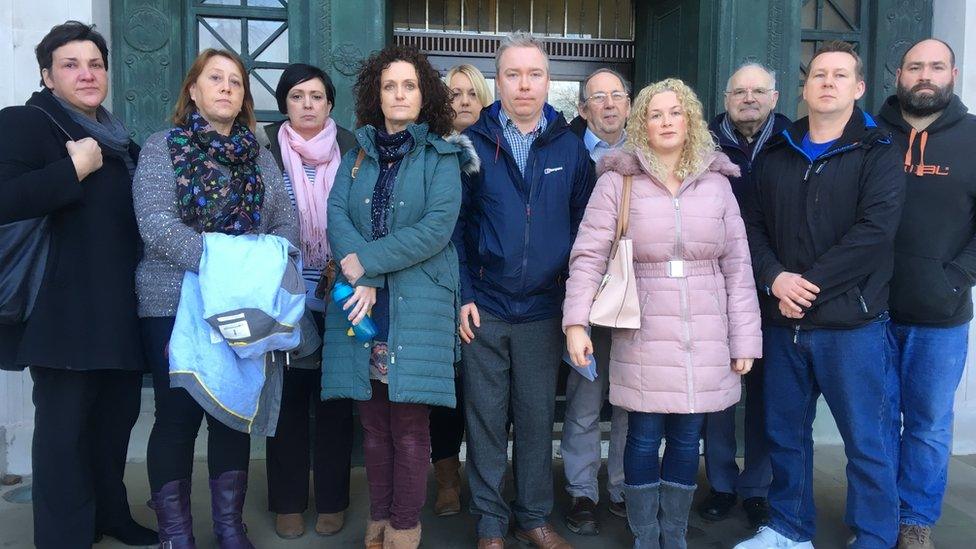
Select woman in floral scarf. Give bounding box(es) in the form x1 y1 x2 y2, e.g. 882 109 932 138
132 49 297 549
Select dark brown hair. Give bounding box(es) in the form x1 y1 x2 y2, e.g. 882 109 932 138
171 49 256 130
353 44 455 136
810 40 864 81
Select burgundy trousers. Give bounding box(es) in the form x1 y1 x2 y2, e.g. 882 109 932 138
357 380 431 529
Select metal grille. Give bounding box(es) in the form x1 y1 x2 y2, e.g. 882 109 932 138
395 31 634 61
394 0 635 40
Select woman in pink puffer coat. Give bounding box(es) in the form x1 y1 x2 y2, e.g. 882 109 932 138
563 78 762 549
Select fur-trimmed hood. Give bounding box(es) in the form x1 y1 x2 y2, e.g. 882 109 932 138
596 148 740 181
444 132 481 175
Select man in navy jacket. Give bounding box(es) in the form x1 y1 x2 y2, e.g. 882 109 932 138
453 31 595 549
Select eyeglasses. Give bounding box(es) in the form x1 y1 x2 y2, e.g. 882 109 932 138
725 88 774 99
584 91 629 105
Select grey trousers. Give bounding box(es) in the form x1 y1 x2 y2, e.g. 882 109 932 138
560 326 627 504
462 309 563 538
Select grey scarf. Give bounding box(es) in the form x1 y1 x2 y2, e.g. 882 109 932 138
52 93 136 177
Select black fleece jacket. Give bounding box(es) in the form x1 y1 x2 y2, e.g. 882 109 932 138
744 108 905 329
878 94 976 326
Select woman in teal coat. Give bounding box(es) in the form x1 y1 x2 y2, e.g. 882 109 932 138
321 44 477 549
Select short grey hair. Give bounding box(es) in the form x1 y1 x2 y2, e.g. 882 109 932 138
578 68 631 103
725 61 777 92
495 31 550 74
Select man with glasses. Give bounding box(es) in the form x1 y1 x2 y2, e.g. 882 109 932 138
561 67 631 537
699 62 791 530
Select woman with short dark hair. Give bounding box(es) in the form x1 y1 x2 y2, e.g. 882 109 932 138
261 63 357 539
321 44 476 549
0 20 156 548
133 48 297 549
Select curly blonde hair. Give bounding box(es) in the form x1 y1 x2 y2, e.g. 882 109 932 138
625 78 717 181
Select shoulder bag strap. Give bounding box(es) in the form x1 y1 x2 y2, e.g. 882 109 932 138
27 105 76 142
609 175 633 258
350 148 367 179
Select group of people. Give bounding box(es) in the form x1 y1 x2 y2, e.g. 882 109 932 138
0 19 972 549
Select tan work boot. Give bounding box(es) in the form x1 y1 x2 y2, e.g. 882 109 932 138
383 523 422 549
432 456 462 516
365 519 389 549
898 524 935 549
315 511 344 536
274 513 305 539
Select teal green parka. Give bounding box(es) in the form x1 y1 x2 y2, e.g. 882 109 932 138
321 123 476 408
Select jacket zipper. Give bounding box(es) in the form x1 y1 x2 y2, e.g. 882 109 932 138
519 155 537 295
673 194 695 413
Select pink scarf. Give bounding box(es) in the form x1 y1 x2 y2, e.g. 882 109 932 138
278 119 342 269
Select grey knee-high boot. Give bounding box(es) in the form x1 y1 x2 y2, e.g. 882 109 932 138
658 481 695 549
624 483 661 549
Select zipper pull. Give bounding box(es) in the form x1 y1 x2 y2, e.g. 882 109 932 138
859 294 869 313
673 198 679 210
526 204 531 217
803 165 812 182
793 325 800 344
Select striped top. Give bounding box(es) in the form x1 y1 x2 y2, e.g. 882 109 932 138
282 164 326 284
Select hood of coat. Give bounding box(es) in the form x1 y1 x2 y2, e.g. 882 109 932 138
596 147 741 181
444 132 481 175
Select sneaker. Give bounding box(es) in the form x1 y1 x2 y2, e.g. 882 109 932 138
898 524 935 549
697 490 737 521
733 526 815 549
743 497 771 530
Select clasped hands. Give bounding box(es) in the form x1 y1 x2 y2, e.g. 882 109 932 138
771 271 820 320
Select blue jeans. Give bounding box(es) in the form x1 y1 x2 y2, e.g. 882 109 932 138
624 412 705 487
763 317 899 549
891 321 969 527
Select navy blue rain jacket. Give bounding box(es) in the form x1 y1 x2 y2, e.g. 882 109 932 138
453 102 596 323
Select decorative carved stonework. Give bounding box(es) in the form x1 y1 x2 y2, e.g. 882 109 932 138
876 0 933 100
766 0 785 69
332 43 364 76
123 6 169 53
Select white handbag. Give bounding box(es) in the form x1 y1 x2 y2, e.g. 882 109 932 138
589 175 641 329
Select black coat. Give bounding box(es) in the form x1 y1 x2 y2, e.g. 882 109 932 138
0 90 144 371
878 95 976 326
708 112 793 204
744 107 905 329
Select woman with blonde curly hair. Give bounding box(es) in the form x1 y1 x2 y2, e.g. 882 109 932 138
562 78 762 548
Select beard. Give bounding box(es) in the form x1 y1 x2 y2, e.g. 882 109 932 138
897 80 954 116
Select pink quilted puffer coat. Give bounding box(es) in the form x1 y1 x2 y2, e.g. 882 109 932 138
563 148 762 414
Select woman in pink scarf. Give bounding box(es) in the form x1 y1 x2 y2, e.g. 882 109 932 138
262 63 357 540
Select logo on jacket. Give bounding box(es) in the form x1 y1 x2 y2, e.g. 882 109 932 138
904 128 950 177
544 166 564 175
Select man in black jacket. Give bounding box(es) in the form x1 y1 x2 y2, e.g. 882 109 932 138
878 38 976 549
699 62 791 530
736 41 904 549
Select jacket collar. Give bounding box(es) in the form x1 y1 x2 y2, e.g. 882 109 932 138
771 107 889 162
26 88 91 142
469 101 569 143
711 111 791 161
354 122 430 159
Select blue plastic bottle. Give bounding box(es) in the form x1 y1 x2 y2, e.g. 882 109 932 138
331 281 378 342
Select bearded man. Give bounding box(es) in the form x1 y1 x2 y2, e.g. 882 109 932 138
877 37 976 549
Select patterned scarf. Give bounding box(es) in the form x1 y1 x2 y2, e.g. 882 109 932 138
167 110 264 235
371 128 414 240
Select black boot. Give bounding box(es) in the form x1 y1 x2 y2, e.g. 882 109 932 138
152 478 196 549
209 471 255 549
95 518 158 546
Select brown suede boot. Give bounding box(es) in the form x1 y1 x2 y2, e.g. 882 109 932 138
383 524 422 549
274 513 305 539
432 456 462 516
365 519 388 549
315 511 344 536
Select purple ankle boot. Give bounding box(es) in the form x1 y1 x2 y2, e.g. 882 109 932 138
209 470 255 549
151 478 196 549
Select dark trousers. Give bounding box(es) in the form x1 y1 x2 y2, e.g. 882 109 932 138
703 359 771 499
358 380 431 529
142 317 250 492
30 366 143 549
429 368 464 463
266 366 354 514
